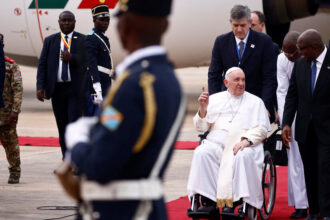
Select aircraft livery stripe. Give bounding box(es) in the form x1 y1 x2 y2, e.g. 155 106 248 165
78 0 119 9
28 0 118 9
29 0 69 9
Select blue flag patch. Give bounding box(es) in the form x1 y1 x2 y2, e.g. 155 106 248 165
100 106 123 131
14 72 21 79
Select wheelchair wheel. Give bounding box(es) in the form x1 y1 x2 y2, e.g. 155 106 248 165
259 151 276 220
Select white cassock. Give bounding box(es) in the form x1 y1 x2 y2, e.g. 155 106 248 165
276 53 308 209
187 91 270 209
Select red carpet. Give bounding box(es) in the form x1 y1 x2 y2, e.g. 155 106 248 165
7 137 295 218
166 166 295 220
17 136 60 147
8 137 200 150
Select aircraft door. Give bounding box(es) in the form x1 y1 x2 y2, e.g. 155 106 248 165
0 0 36 56
25 0 64 58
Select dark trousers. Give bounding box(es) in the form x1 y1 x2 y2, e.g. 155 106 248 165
100 72 111 97
51 82 81 158
298 121 330 217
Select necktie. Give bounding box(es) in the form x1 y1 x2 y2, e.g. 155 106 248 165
311 60 317 94
61 35 69 81
238 41 245 60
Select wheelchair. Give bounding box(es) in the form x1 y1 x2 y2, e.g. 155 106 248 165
187 127 278 220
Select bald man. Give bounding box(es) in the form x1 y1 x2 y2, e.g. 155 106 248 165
251 11 265 32
282 29 330 220
277 31 308 219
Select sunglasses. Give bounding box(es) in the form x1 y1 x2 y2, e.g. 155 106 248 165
284 49 298 57
296 44 311 51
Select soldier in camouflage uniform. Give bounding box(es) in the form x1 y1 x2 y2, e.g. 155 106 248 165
0 34 23 184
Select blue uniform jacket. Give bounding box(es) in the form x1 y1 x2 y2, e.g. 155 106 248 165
85 28 112 97
208 29 277 122
71 53 184 220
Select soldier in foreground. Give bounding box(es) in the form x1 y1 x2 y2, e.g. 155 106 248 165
0 34 23 184
56 0 185 219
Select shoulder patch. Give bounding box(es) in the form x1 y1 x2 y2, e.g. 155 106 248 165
14 72 22 79
88 30 95 35
5 57 15 63
100 106 123 131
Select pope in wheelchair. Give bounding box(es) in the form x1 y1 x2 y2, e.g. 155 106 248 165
187 67 271 216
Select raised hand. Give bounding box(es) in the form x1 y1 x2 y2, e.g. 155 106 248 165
198 86 209 118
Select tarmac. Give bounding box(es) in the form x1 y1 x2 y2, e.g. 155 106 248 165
0 64 207 219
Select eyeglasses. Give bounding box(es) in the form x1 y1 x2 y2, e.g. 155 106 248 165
284 49 298 57
296 44 311 51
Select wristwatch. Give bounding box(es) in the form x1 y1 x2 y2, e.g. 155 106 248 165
245 138 253 145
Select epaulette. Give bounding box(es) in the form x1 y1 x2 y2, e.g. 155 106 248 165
5 56 15 63
88 30 95 35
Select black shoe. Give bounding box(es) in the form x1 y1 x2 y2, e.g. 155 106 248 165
290 209 307 219
197 205 217 213
201 195 216 207
305 214 319 220
222 206 234 213
197 196 217 215
8 173 20 184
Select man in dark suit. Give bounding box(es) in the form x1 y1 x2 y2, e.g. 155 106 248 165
282 29 330 220
36 11 86 158
208 5 277 122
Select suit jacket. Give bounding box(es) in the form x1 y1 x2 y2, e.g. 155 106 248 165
208 29 277 119
283 48 330 144
36 31 87 99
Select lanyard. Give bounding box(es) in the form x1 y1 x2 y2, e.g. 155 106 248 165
235 30 250 62
61 33 72 51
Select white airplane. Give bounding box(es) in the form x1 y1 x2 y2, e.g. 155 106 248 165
0 0 329 67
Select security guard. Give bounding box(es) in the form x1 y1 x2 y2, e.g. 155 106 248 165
86 4 113 108
0 34 23 184
56 0 185 219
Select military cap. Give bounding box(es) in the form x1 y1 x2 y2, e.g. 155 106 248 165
92 4 110 18
116 0 172 17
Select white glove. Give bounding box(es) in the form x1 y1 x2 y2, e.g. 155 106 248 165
65 117 98 150
93 82 103 104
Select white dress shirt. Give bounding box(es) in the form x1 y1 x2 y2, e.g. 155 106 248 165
57 32 73 82
312 46 327 87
